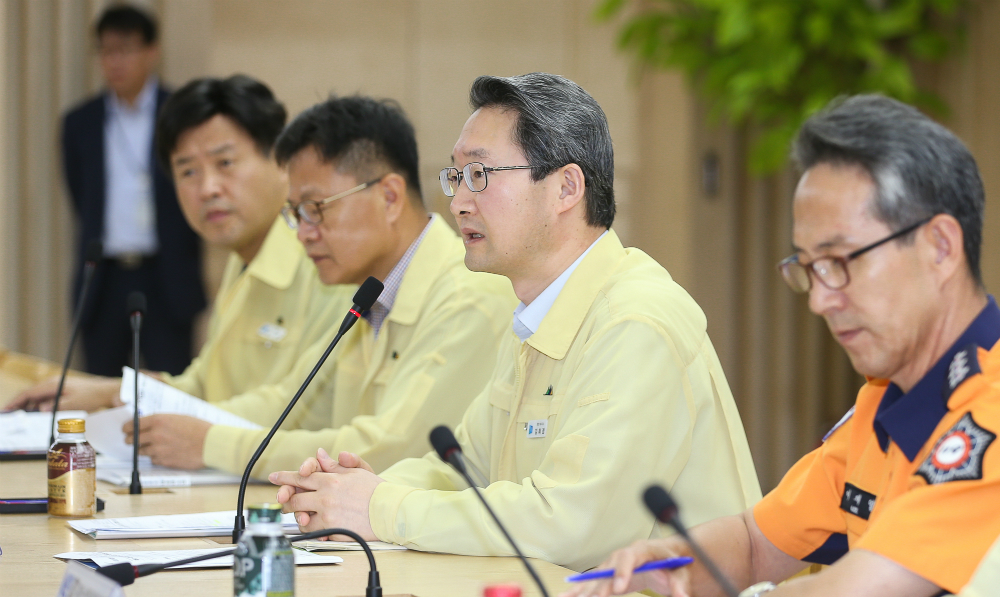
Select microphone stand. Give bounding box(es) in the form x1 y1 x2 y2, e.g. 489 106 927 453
96 527 381 596
233 277 383 543
644 485 739 597
127 292 146 495
48 240 102 446
430 426 550 597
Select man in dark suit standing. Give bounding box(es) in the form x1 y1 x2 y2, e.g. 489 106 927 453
63 5 205 376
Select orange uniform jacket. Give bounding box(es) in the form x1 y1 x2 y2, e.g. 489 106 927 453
754 297 1000 594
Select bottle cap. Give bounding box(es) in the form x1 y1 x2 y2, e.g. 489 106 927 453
57 418 85 434
248 503 283 523
483 585 522 597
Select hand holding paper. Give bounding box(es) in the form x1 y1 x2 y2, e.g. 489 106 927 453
123 414 212 469
86 368 260 471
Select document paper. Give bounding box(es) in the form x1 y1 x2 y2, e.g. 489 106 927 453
93 455 244 488
67 510 300 540
55 548 342 568
0 410 88 452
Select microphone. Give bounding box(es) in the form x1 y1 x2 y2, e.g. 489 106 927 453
429 425 466 474
643 485 739 597
429 425 550 597
126 291 147 495
48 240 102 445
96 527 382 596
232 277 384 543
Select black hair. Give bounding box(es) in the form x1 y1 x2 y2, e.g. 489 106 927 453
469 73 615 229
155 75 287 171
95 4 157 45
794 94 985 286
274 95 422 202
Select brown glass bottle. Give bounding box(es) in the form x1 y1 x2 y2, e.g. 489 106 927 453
47 418 96 517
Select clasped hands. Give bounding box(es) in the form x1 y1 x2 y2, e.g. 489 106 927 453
270 448 384 542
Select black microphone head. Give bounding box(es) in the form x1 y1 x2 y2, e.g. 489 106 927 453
430 425 461 462
644 484 678 523
126 291 147 316
84 239 103 263
353 277 384 312
95 562 137 586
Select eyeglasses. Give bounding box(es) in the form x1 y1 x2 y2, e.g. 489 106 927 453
778 216 934 293
281 177 383 229
439 162 532 197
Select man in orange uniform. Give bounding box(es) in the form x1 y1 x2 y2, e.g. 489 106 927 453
565 94 1000 597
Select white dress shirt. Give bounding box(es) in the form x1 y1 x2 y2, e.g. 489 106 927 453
103 76 159 257
512 230 607 341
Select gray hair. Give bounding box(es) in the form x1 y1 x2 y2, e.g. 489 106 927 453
793 94 985 285
469 73 615 228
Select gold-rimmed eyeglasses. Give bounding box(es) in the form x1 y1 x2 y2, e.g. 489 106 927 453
281 177 383 229
778 216 934 293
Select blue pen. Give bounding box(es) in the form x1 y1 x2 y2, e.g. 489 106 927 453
565 556 695 583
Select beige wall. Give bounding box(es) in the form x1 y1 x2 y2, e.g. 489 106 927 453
156 0 661 300
163 0 646 249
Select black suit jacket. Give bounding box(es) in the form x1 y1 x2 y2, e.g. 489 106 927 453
62 85 206 327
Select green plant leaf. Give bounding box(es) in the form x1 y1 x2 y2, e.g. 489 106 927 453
716 1 753 47
607 0 968 174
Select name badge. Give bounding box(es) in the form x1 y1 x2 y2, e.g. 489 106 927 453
526 419 547 439
257 323 287 345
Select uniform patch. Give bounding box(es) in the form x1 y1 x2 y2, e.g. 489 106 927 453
944 344 981 398
840 482 876 520
823 406 855 442
916 412 996 485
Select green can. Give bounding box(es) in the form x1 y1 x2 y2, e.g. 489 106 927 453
234 504 295 597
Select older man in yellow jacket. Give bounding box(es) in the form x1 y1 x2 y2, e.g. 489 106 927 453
270 73 760 572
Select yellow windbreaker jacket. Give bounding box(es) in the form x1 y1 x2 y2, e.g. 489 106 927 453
161 217 351 407
369 230 762 571
203 216 517 477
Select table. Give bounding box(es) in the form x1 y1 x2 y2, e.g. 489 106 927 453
1 461 592 596
0 351 630 596
0 348 92 407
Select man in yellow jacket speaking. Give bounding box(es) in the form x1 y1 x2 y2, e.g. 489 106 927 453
270 73 761 572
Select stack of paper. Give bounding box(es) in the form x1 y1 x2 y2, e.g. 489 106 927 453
68 511 299 540
55 548 342 569
0 410 88 453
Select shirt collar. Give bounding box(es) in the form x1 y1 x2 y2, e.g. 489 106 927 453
363 214 435 336
874 295 1000 461
244 217 302 290
106 76 158 115
512 231 607 342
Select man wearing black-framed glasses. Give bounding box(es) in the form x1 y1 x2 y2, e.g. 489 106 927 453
572 95 1000 597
